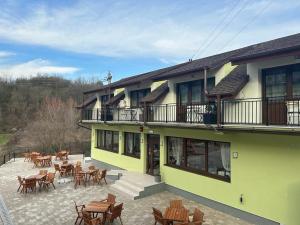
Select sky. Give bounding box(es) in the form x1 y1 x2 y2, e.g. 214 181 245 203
0 0 300 82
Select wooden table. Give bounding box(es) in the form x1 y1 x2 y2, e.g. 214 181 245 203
26 174 47 190
84 202 111 222
36 156 51 167
164 207 189 223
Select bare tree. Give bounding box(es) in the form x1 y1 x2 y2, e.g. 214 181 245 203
19 97 89 152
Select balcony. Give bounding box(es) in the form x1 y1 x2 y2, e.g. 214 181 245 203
81 97 300 129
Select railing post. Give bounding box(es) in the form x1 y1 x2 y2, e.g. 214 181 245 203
143 103 147 123
104 107 107 122
96 108 99 121
165 104 168 123
118 107 120 121
217 95 221 127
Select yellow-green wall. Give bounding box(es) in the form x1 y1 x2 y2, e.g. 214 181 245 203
91 124 300 225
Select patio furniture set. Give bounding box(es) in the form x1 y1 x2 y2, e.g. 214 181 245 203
74 193 124 225
17 170 56 193
153 199 205 225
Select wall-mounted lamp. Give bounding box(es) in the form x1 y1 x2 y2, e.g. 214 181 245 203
233 152 238 159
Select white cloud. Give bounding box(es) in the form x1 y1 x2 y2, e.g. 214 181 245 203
0 0 299 61
0 51 15 58
0 59 79 79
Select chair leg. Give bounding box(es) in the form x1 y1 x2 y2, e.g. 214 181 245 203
17 185 21 192
119 216 123 225
52 183 56 189
104 178 107 184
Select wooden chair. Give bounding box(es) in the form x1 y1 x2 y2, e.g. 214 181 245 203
95 170 107 185
73 201 85 225
17 176 25 192
23 178 37 193
54 163 66 177
23 153 31 162
152 207 168 225
44 156 52 167
76 161 81 166
88 165 95 170
32 158 40 168
106 203 123 225
82 211 103 225
74 172 86 189
66 150 70 159
189 208 204 225
42 172 56 190
170 199 183 209
90 193 116 209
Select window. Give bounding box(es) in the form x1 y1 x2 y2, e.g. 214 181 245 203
263 64 300 99
96 130 119 153
130 89 151 107
177 78 215 105
124 132 141 158
100 94 114 106
167 137 230 181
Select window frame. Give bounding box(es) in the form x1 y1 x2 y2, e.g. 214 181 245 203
166 136 231 182
130 88 151 108
96 130 119 153
176 78 215 105
124 132 141 158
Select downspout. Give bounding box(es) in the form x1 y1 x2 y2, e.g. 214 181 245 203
204 67 208 95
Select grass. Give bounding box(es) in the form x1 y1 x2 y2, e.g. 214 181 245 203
0 134 10 146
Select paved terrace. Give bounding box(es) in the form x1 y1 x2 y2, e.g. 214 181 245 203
0 155 253 225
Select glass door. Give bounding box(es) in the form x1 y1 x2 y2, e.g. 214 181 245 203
147 134 160 176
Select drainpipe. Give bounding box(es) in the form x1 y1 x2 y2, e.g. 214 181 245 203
204 67 208 95
217 95 221 128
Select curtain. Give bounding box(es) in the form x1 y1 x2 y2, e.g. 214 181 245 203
220 143 230 172
127 134 133 154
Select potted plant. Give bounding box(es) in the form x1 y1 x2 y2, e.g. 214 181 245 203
203 103 217 124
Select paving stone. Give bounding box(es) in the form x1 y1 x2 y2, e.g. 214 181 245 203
0 155 254 225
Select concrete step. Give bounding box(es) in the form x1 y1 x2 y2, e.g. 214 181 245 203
111 183 139 199
114 179 144 193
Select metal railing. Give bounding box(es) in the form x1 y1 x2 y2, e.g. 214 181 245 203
81 97 300 127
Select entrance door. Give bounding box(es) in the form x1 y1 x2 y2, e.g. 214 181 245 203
147 134 160 176
263 68 287 125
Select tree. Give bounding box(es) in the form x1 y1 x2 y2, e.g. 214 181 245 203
19 97 89 152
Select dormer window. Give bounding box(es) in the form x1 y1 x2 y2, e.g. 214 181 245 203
177 78 215 105
130 88 151 107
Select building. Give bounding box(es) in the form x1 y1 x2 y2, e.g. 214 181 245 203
79 33 300 225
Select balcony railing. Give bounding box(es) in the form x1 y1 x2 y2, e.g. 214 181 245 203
81 97 300 127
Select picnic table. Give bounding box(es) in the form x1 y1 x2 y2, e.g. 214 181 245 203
164 207 189 223
84 202 111 222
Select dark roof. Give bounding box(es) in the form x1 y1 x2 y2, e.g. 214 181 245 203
105 91 125 105
208 64 249 98
141 82 169 103
83 63 187 94
152 47 251 81
76 95 97 109
84 33 300 94
231 33 300 63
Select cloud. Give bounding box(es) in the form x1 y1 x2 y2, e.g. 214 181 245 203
0 59 79 79
0 51 15 58
0 0 299 61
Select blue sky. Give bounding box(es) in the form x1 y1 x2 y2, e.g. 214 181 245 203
0 0 300 82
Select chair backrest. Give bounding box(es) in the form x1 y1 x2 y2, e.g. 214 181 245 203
39 170 48 175
17 176 23 184
75 166 82 173
73 201 84 216
88 165 95 170
25 178 36 188
192 208 204 223
101 169 107 179
76 161 81 166
82 211 93 224
152 207 163 222
170 199 183 208
110 203 123 219
47 173 55 182
54 164 60 171
107 193 116 205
